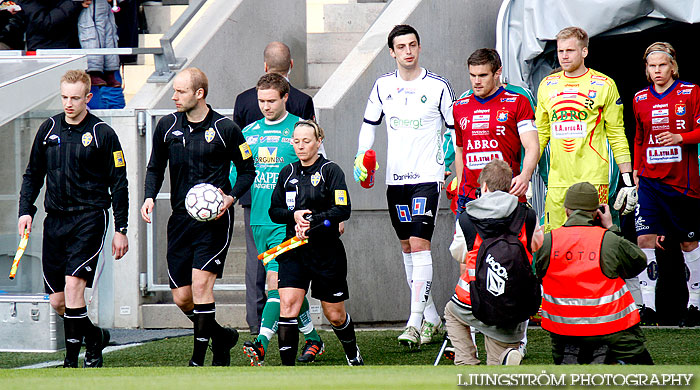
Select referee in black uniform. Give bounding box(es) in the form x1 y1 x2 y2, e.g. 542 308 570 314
233 41 315 334
141 68 255 366
269 120 363 366
19 70 128 368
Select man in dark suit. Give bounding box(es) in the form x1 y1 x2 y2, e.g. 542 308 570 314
233 41 315 334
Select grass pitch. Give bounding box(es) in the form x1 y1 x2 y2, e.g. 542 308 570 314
1 328 700 389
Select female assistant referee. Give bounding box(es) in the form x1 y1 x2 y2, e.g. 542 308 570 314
269 120 363 366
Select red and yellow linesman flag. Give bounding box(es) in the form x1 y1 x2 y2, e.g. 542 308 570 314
257 236 309 266
9 229 29 280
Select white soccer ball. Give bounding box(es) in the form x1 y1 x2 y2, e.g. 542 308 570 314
185 183 224 222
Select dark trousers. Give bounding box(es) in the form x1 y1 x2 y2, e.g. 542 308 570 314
244 206 266 333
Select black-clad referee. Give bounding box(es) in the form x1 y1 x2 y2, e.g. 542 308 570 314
141 68 255 366
18 70 129 368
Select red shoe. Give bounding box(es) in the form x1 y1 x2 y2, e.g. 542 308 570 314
104 71 122 88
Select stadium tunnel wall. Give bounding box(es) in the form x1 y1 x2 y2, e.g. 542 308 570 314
127 0 308 110
314 0 501 323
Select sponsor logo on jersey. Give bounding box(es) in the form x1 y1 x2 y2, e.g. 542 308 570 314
474 109 490 114
552 122 587 139
464 139 499 150
113 151 125 167
397 88 416 95
257 147 284 164
386 94 393 100
263 130 281 134
551 109 588 122
653 104 668 108
473 114 490 122
459 117 469 130
282 137 293 144
172 130 183 136
591 80 604 86
260 135 281 143
456 99 469 105
496 110 508 122
311 172 321 186
389 117 423 130
635 94 647 103
421 95 427 103
588 90 597 99
470 129 490 136
466 151 503 170
676 119 686 130
563 88 578 96
204 128 215 143
424 210 433 217
652 125 670 131
254 171 280 189
591 75 608 81
647 146 682 164
472 122 489 130
290 178 298 184
616 97 622 105
393 172 420 181
412 197 427 216
335 190 347 205
546 80 559 86
239 143 252 159
652 117 669 124
246 135 259 144
676 104 686 115
500 97 517 103
286 191 295 210
81 132 93 147
678 89 691 95
652 109 669 117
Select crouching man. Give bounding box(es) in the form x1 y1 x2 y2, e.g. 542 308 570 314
445 159 543 365
535 182 653 364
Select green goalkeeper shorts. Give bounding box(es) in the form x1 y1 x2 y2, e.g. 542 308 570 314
251 224 287 273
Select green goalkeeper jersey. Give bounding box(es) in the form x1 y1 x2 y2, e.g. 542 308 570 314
230 113 300 225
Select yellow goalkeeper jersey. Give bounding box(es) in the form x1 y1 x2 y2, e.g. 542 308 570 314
535 68 631 187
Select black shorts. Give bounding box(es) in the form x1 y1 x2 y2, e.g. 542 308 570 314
166 209 234 288
635 176 700 241
42 209 109 294
277 237 349 303
386 182 441 241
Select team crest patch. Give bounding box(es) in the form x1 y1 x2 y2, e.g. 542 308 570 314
239 143 252 159
496 110 508 122
420 95 427 103
81 132 93 147
335 190 347 205
588 90 597 99
204 128 215 143
676 104 686 116
311 172 321 187
113 151 125 167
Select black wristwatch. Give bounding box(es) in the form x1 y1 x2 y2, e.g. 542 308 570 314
116 227 127 235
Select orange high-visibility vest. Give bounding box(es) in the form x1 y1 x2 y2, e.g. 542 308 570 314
454 221 531 306
541 226 640 336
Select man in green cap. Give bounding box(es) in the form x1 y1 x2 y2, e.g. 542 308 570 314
534 182 652 364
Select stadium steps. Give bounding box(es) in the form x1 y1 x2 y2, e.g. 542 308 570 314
306 0 385 89
122 3 188 102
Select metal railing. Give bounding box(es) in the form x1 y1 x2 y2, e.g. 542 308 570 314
33 0 206 83
143 109 245 292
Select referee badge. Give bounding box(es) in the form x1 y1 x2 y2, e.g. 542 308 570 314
205 128 215 143
239 143 252 160
311 172 321 187
82 132 93 147
113 151 126 167
335 190 347 205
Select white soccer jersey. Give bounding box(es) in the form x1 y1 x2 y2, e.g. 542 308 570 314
359 68 455 185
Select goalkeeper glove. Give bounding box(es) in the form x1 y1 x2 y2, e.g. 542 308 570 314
613 172 638 215
353 151 378 182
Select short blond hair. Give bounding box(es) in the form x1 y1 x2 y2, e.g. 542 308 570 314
60 69 91 95
644 42 679 82
180 67 209 98
556 26 589 48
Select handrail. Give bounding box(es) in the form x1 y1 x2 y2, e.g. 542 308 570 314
33 0 206 84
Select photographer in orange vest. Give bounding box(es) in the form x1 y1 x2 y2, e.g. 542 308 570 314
534 182 653 364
